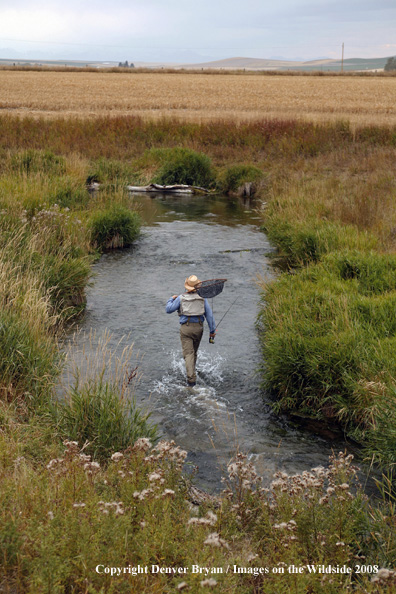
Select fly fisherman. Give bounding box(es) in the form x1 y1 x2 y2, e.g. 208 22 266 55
166 275 216 387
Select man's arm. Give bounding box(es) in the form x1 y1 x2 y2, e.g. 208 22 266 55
166 295 181 313
204 299 216 334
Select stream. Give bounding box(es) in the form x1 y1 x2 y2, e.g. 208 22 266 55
64 193 360 492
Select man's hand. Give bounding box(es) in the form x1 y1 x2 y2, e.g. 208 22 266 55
209 332 216 344
172 295 178 300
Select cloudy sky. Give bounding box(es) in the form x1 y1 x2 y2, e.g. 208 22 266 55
0 0 395 63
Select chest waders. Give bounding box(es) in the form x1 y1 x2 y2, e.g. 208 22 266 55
179 292 205 385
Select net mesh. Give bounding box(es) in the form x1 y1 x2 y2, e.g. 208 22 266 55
196 278 227 299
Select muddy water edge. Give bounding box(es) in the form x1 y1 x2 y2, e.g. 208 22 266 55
64 193 367 493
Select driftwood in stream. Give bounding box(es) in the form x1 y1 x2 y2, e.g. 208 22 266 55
87 182 212 194
127 183 211 195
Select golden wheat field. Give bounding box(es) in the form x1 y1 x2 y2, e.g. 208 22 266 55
1 70 396 125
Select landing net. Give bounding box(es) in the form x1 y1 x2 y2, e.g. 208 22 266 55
196 278 227 299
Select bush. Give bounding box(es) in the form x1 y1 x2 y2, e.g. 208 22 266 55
58 380 156 461
218 163 265 194
89 205 140 250
153 147 215 187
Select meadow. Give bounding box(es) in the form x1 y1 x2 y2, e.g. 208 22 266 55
1 70 396 126
1 93 396 590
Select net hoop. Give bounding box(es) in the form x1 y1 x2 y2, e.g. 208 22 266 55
195 278 227 299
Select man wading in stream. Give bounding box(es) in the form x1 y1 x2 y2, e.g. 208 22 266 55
166 275 216 387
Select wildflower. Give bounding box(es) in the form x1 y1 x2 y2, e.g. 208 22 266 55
48 511 54 520
336 541 345 547
73 503 86 508
63 440 78 448
188 511 217 526
111 452 124 462
204 532 229 549
83 461 100 474
177 582 189 591
133 438 152 451
371 568 396 583
162 489 175 497
140 521 146 528
338 483 350 490
200 578 217 587
149 472 162 482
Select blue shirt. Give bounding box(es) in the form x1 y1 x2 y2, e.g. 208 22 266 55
166 294 216 333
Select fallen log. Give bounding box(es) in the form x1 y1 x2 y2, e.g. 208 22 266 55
127 183 211 195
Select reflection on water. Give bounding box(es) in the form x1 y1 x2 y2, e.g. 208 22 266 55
64 194 368 492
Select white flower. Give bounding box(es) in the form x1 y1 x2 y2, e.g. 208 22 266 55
200 578 217 587
134 438 152 451
111 452 124 461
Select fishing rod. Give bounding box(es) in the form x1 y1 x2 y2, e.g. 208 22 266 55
209 296 238 343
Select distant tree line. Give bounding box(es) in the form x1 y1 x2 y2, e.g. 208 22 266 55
384 57 396 71
118 61 134 68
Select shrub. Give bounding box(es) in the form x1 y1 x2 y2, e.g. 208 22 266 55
153 147 215 187
89 205 140 250
58 380 156 461
218 163 265 194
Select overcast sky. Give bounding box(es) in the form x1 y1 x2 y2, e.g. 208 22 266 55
0 0 395 63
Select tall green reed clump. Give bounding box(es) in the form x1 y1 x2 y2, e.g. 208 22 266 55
89 204 141 250
152 147 216 187
217 163 266 195
58 333 156 461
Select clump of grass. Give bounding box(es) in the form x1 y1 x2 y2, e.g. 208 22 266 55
49 176 90 209
152 147 215 187
218 163 265 195
263 218 378 265
58 379 156 461
10 149 66 175
86 157 140 187
89 204 141 250
0 308 59 408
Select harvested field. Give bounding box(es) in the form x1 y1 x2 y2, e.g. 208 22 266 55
1 71 396 126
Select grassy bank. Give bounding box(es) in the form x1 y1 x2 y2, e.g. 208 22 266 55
1 115 396 591
258 140 396 471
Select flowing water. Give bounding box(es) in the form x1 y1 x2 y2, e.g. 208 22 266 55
64 193 361 492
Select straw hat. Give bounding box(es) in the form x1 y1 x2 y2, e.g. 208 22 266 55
184 275 201 292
